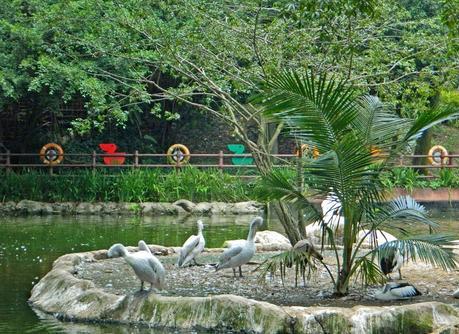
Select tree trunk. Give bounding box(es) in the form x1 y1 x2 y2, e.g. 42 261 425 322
413 129 432 175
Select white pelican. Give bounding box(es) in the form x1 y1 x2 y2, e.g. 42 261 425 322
177 220 205 267
374 282 421 300
216 216 263 277
107 240 165 292
293 239 323 261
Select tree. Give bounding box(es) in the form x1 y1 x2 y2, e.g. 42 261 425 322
258 70 458 295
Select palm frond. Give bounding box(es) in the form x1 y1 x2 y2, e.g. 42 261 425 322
255 249 318 287
370 235 458 272
402 106 459 144
352 256 386 286
369 196 439 232
260 70 359 152
353 95 411 150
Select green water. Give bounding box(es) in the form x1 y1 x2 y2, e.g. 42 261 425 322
0 212 458 333
0 214 269 334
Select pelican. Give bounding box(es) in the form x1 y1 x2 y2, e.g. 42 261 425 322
374 282 421 300
107 240 165 292
216 216 263 277
380 246 403 280
177 220 205 267
293 239 323 261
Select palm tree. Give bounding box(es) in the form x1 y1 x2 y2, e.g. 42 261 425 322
257 70 458 296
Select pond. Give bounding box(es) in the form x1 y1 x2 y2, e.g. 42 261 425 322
1 212 458 333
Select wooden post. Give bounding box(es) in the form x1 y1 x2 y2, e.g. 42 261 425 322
219 150 224 170
134 150 139 168
296 145 306 237
92 151 96 175
6 150 11 173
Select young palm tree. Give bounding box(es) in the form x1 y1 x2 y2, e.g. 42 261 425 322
258 70 458 295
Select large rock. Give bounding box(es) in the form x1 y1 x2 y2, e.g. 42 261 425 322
29 249 459 333
16 200 53 214
356 229 397 249
223 230 291 251
254 231 292 251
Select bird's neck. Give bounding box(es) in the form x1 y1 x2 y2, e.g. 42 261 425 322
247 226 257 242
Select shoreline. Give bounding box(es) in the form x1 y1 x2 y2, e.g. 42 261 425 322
1 188 459 216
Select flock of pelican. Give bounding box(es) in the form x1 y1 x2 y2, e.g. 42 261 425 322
107 216 264 292
107 194 421 301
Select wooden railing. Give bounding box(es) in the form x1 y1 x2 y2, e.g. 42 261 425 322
0 151 457 173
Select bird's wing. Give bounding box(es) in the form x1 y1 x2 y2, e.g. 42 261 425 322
219 245 243 263
183 235 199 250
177 235 200 266
390 284 421 298
138 241 152 254
147 255 164 273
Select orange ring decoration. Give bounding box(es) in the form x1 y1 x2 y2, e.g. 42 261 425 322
167 144 190 165
39 143 64 165
295 144 309 157
428 145 449 166
295 144 319 159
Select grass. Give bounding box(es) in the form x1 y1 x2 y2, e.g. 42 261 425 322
0 168 255 203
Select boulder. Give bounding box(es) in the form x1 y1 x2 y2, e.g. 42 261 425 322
173 199 196 212
356 229 397 249
16 200 53 214
254 231 292 251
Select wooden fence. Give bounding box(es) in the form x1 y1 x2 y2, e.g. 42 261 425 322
0 151 458 176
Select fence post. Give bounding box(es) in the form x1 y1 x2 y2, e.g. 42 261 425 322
219 150 224 170
6 150 11 173
296 145 305 237
92 151 96 175
134 150 139 169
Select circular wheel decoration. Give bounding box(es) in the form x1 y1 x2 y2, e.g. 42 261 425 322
428 145 449 166
167 144 190 165
39 143 64 165
294 144 309 157
294 144 319 159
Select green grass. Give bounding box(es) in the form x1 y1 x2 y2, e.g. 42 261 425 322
0 168 255 203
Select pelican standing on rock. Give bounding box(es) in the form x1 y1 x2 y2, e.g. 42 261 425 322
374 282 421 300
216 216 263 277
177 220 205 267
107 240 165 292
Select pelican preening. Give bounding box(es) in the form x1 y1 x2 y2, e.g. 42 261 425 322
107 240 165 292
374 282 421 300
293 239 323 261
380 247 403 280
177 220 205 267
216 216 263 277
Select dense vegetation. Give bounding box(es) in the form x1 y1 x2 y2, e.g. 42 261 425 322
1 166 459 203
0 0 457 156
0 168 253 203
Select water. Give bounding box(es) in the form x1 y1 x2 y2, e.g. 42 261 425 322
0 212 457 333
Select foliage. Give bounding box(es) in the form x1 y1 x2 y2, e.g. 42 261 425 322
381 168 459 190
256 248 319 288
258 70 459 295
0 168 253 203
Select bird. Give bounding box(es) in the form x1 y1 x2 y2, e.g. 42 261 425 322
292 239 323 261
177 220 205 267
374 282 421 301
107 240 165 292
216 216 263 277
379 245 403 280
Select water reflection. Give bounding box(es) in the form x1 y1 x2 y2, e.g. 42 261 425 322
0 215 264 334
